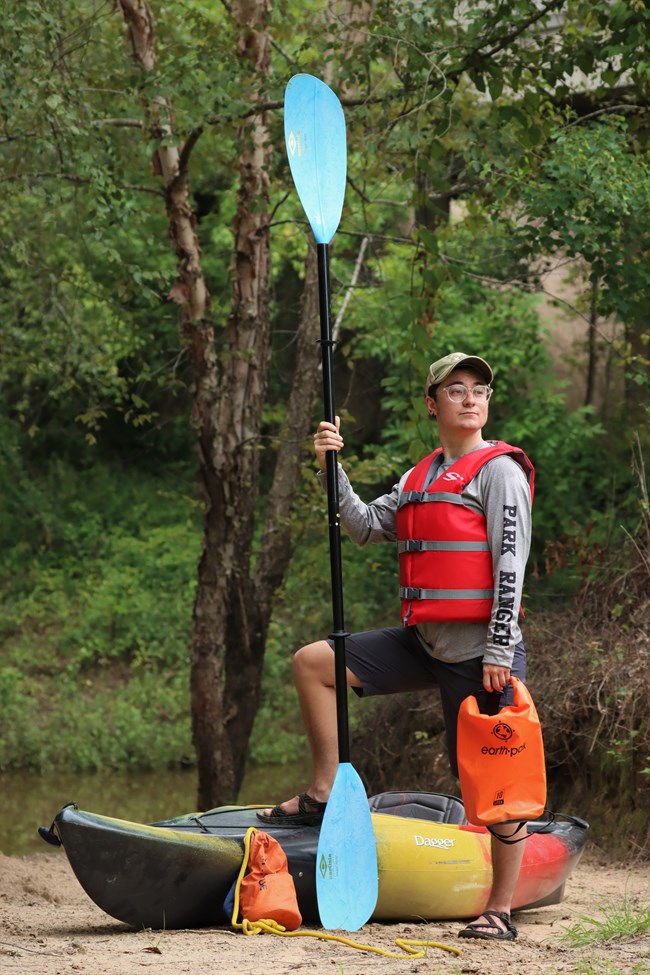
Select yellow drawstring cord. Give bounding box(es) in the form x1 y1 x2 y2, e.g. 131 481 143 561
229 827 462 960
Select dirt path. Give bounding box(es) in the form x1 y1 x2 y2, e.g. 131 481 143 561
1 850 649 975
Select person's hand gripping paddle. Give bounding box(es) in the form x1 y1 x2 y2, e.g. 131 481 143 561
283 74 378 931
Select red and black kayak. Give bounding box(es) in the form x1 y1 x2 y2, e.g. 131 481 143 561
40 791 588 930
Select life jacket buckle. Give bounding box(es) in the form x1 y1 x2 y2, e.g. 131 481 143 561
401 587 422 600
404 540 425 552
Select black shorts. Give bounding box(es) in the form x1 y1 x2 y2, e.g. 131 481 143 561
327 626 526 778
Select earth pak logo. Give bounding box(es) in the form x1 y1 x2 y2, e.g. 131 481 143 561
482 719 525 756
481 741 527 757
492 721 514 742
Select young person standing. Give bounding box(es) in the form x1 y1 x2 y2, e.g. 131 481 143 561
260 352 535 942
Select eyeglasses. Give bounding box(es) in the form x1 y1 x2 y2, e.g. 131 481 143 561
440 383 493 403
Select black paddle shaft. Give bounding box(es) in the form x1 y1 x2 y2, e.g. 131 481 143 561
317 242 351 764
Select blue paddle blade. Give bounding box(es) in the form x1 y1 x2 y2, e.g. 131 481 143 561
315 763 378 930
284 74 347 245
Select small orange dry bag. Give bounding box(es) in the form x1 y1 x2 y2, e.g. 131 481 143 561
237 829 302 930
457 676 546 826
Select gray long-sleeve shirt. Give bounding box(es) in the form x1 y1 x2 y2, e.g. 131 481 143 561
318 441 532 668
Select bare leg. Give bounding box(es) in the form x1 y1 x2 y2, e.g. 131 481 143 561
466 823 527 936
261 640 362 817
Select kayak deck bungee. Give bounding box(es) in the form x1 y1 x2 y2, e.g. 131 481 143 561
40 791 588 930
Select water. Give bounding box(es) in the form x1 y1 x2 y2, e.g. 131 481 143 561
0 762 309 857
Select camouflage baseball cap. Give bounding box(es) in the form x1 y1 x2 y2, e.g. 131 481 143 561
425 352 493 393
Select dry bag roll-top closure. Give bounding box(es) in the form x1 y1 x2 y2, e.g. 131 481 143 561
457 677 547 826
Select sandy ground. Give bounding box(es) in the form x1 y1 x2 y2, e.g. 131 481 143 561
1 849 649 975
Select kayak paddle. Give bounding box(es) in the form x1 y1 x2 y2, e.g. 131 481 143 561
283 73 378 931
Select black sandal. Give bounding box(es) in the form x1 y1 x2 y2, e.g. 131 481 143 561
458 910 518 941
256 792 327 826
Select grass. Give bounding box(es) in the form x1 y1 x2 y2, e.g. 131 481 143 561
561 896 650 946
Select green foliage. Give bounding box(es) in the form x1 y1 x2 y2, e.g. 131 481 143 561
0 0 239 449
0 457 198 772
562 898 650 946
498 118 650 324
0 666 192 773
1 0 649 785
478 117 650 444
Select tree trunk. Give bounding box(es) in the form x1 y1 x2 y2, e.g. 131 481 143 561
118 0 209 323
118 0 326 809
584 277 598 408
189 0 274 806
255 244 321 619
623 313 649 430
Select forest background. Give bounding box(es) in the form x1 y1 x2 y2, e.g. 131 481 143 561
1 0 649 858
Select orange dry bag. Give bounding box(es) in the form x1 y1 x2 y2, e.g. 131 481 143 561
457 676 546 826
237 829 302 930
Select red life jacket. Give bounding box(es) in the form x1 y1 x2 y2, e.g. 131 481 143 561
396 441 534 625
